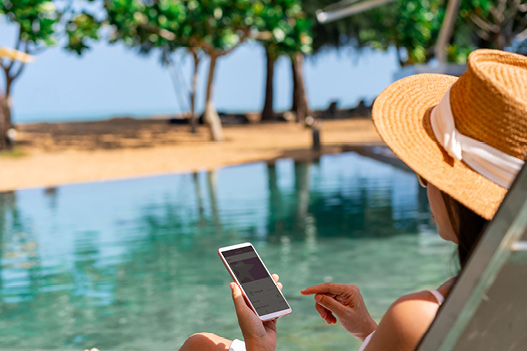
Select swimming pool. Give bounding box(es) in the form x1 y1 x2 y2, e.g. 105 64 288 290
0 152 455 350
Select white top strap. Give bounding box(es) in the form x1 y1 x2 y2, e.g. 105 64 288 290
427 289 445 305
430 87 524 189
229 339 246 351
358 330 375 351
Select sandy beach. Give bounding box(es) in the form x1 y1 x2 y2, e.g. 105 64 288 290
0 117 382 192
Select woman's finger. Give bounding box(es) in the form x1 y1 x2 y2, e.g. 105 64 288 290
315 303 337 324
314 293 347 317
315 301 327 319
272 274 283 291
301 283 346 296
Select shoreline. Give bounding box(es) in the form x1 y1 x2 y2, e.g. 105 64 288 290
4 146 348 192
0 117 383 192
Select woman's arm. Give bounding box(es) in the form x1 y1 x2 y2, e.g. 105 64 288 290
302 283 443 350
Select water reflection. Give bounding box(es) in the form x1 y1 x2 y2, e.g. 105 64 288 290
0 152 453 351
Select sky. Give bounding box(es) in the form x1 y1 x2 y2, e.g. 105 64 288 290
0 19 401 124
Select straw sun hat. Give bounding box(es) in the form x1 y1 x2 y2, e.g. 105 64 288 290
373 49 527 220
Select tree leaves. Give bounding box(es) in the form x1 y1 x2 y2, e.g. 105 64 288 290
66 12 100 55
0 0 59 48
95 0 312 60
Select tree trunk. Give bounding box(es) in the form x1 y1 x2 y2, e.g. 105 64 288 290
204 54 224 141
291 53 308 124
5 98 12 131
261 47 276 121
395 44 405 67
190 50 200 134
435 0 462 64
4 78 13 129
291 58 298 113
1 69 13 150
0 95 8 150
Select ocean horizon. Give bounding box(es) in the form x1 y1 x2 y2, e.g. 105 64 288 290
12 98 375 124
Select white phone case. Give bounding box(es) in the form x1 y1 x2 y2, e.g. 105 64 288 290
218 242 292 321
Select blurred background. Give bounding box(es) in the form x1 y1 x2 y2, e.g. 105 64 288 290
0 0 526 350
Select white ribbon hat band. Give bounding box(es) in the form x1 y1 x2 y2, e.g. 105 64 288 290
430 87 524 189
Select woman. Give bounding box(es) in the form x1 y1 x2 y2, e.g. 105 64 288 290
180 49 527 351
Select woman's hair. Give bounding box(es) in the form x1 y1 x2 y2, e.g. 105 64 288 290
440 191 489 269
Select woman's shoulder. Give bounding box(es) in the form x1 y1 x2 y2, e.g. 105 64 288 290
388 290 443 327
363 290 442 351
395 289 445 306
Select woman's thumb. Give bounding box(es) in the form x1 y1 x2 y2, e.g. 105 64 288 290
231 282 249 313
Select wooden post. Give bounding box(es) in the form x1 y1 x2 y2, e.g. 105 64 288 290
312 127 321 152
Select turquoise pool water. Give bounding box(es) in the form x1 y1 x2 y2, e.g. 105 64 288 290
0 152 456 351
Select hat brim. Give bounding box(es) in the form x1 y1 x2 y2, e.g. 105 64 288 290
372 73 506 220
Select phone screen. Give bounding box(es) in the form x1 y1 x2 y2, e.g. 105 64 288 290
221 246 290 316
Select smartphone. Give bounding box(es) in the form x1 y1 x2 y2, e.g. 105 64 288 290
218 242 292 321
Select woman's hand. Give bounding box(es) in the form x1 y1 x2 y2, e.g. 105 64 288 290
230 274 282 351
301 283 377 341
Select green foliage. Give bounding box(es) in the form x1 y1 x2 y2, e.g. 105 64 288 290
259 0 313 60
0 0 60 48
0 0 312 65
393 0 444 63
342 0 450 65
66 12 101 55
100 0 312 59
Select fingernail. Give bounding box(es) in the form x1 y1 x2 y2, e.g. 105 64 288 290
315 294 321 302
